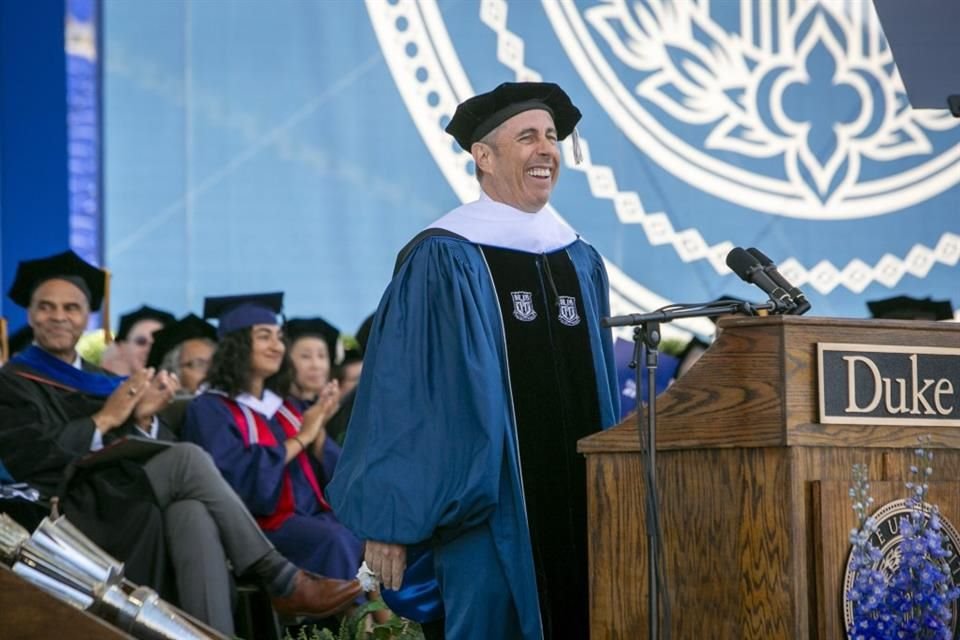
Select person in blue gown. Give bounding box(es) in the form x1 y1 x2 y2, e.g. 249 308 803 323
182 294 364 593
327 82 621 640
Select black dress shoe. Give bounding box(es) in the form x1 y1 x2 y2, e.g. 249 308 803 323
271 570 362 618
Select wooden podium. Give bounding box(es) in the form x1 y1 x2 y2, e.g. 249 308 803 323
578 316 960 639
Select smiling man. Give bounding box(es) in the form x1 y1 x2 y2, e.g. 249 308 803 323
328 82 621 640
0 251 361 635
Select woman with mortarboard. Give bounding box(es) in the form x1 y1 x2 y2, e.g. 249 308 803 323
182 294 367 611
281 316 341 411
0 254 364 634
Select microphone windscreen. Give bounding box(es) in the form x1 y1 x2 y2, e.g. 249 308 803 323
746 247 774 267
725 247 759 280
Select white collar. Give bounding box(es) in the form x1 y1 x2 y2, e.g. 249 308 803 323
427 190 578 254
234 389 284 419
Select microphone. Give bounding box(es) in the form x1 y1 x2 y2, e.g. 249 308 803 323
725 248 796 313
746 248 812 315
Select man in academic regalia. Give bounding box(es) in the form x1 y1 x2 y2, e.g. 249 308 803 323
327 83 620 639
0 250 361 635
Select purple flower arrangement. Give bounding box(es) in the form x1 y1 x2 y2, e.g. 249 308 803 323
846 442 960 639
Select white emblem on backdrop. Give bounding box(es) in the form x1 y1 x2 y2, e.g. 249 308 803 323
366 0 958 324
554 0 960 218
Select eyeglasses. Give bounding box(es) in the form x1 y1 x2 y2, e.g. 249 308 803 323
180 358 211 371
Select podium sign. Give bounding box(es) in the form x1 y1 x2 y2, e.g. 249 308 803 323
818 343 960 426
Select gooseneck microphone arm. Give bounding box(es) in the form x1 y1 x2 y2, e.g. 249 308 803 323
602 300 777 328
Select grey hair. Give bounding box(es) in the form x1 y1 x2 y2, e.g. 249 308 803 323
473 125 503 184
160 343 184 377
159 337 217 378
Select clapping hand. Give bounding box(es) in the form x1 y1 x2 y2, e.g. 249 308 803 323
133 370 180 427
92 368 153 434
299 380 340 448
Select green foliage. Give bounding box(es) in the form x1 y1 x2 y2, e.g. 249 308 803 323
282 601 425 640
659 337 688 357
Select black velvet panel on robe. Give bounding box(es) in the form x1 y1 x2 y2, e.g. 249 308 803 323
481 245 602 640
0 363 174 598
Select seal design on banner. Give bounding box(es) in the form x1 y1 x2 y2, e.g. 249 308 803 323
842 498 960 637
560 0 960 219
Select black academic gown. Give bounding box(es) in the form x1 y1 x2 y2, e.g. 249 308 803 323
0 360 175 597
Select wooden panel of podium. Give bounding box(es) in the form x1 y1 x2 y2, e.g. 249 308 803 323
0 564 131 638
578 316 960 639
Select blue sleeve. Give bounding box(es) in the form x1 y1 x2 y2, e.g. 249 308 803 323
568 240 621 429
182 394 286 516
310 436 342 488
326 237 513 545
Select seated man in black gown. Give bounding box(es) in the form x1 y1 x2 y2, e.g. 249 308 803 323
0 250 362 636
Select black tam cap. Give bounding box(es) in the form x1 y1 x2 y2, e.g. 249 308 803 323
146 313 217 369
867 295 954 321
203 292 284 338
445 82 582 151
117 305 176 341
284 317 341 365
8 250 107 311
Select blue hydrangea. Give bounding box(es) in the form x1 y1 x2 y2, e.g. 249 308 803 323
846 442 960 639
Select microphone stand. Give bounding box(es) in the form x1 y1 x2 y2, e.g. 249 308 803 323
603 299 784 640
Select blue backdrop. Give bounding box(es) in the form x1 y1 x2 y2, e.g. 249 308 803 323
102 0 960 339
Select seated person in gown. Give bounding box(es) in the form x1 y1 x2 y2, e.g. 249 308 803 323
281 316 340 414
147 313 219 435
182 295 365 604
0 251 362 635
100 305 175 376
148 313 218 395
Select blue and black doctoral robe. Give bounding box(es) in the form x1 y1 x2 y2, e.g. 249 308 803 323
327 197 619 640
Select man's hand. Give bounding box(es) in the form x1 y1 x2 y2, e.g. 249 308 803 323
92 369 153 434
364 541 406 591
133 370 180 427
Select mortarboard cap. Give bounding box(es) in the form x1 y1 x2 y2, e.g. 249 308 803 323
116 305 176 341
445 82 582 151
7 250 107 311
146 313 218 369
284 317 342 365
867 295 954 321
203 292 284 338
